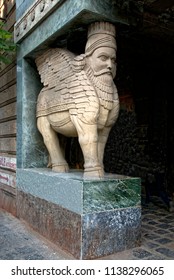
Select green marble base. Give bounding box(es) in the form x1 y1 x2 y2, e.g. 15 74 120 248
83 175 141 213
17 168 141 259
17 169 141 214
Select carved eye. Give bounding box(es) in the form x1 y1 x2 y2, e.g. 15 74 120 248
112 58 116 64
99 55 107 61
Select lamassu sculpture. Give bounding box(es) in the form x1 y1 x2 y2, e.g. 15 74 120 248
36 22 119 179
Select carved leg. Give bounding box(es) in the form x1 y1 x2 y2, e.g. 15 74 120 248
98 126 111 171
37 116 69 172
71 116 104 179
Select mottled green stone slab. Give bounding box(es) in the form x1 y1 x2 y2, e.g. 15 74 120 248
17 168 141 215
83 177 141 213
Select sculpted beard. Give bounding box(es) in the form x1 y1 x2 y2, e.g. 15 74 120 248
95 69 113 84
91 67 116 86
85 64 116 102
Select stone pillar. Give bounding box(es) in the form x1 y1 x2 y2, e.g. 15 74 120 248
17 58 47 169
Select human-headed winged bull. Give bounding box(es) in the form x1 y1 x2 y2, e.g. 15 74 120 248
36 47 119 179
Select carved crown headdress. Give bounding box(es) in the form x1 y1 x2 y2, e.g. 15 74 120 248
85 22 116 56
87 22 116 38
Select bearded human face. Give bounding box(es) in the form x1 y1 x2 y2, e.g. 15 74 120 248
86 47 117 84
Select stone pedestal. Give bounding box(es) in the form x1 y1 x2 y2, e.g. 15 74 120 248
16 168 141 259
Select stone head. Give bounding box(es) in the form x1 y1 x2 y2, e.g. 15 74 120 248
85 22 117 83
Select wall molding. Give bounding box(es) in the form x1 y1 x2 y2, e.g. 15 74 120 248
14 0 66 43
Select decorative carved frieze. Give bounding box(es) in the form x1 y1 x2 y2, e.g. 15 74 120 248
14 0 65 43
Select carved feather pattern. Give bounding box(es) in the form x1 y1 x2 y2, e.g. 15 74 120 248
36 48 99 122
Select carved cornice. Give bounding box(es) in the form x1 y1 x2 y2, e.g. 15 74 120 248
14 0 66 43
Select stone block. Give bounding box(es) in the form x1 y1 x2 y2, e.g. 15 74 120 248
17 168 141 259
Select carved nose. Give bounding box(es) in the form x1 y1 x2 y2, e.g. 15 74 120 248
107 59 112 70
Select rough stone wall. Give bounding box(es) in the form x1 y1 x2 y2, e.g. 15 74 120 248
67 29 173 197
104 34 173 196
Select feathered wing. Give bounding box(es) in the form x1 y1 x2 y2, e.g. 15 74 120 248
35 48 75 87
35 48 99 123
36 48 74 117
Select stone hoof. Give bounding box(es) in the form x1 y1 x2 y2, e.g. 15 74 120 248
83 166 104 180
52 163 69 173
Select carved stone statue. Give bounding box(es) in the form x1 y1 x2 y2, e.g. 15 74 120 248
36 22 119 179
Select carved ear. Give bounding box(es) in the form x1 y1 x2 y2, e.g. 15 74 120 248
71 54 86 72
